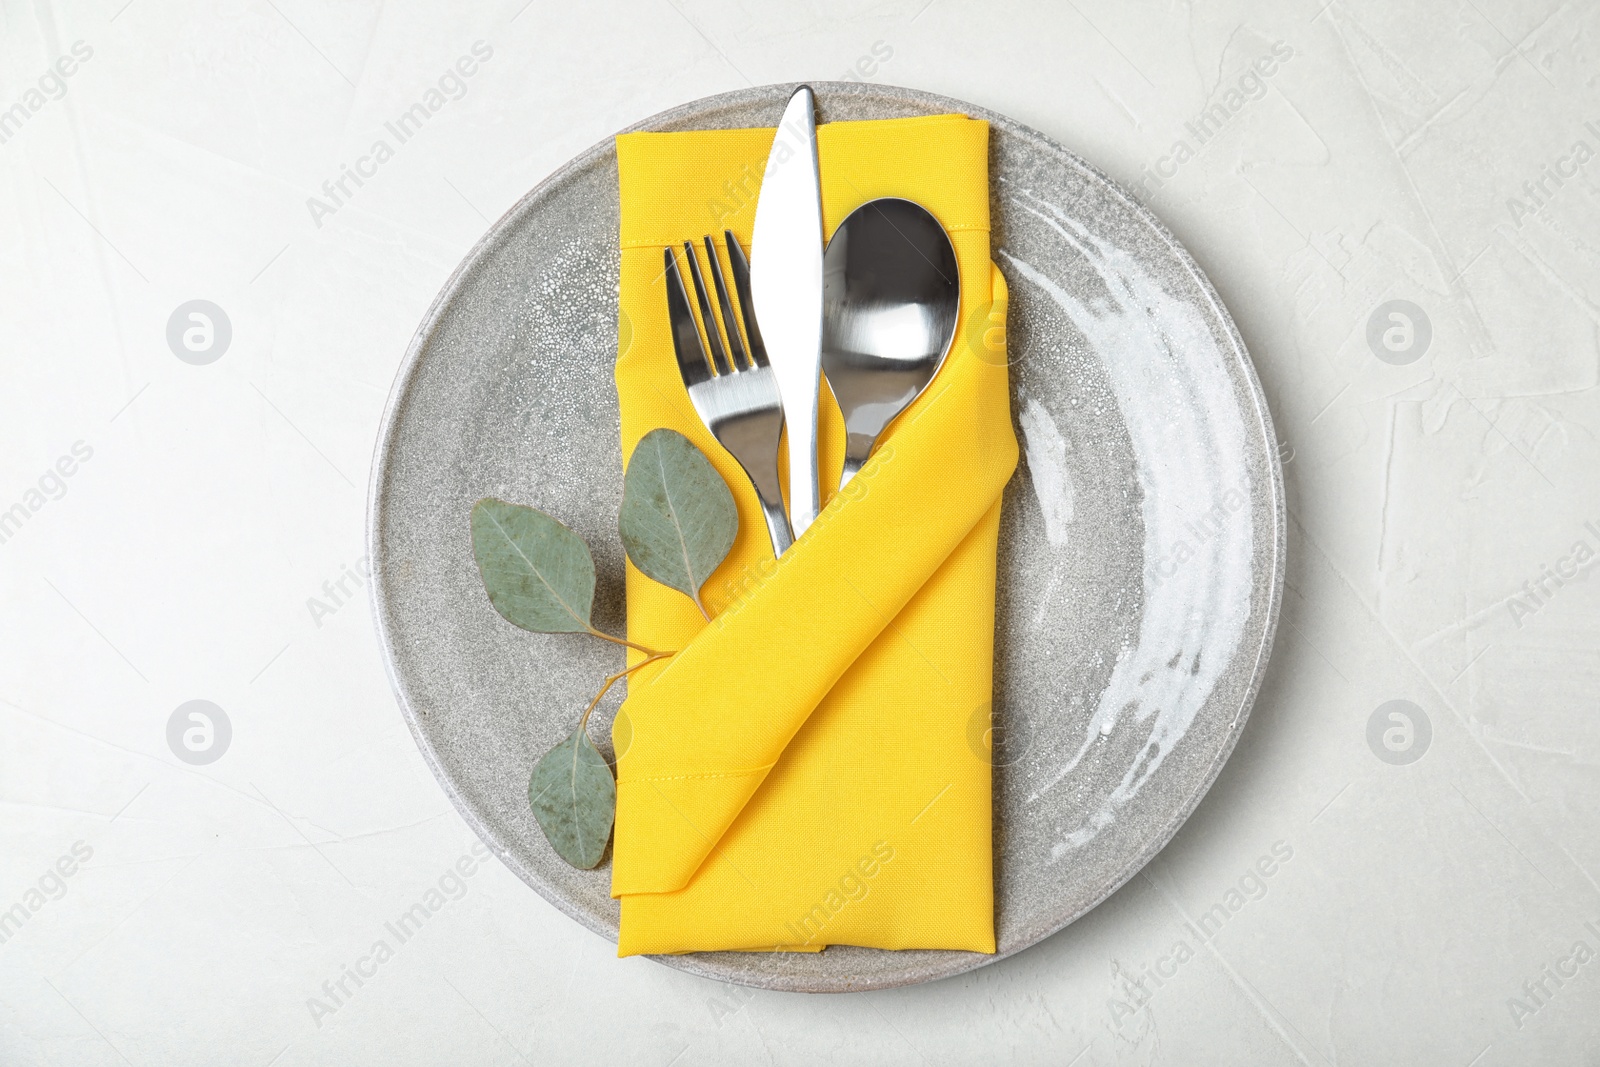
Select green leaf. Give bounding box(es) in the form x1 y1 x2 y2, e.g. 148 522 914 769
470 498 596 634
528 727 615 869
619 429 739 614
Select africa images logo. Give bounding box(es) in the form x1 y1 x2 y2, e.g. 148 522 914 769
0 842 94 948
0 441 94 548
0 41 93 147
1504 519 1600 628
305 42 493 228
1108 841 1293 1027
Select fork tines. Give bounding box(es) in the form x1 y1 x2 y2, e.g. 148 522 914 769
663 232 769 383
661 230 792 556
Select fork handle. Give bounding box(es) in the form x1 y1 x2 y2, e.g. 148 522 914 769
758 492 794 556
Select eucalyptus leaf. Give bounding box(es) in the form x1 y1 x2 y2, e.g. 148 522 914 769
470 498 595 634
528 726 616 869
619 429 738 613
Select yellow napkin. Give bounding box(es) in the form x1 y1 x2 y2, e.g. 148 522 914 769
611 113 1016 956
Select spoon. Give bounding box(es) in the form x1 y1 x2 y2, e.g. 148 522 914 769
821 197 960 490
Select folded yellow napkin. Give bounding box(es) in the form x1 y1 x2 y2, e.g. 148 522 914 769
611 112 1016 956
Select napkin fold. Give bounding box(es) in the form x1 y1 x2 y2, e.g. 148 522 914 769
611 112 1016 956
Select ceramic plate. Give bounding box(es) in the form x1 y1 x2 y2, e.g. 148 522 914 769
367 83 1284 992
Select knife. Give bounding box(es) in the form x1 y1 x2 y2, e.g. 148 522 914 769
750 85 824 540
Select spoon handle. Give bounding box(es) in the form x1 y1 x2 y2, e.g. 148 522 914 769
838 433 875 491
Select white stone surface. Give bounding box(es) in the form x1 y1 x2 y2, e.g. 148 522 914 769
2 1 1597 1063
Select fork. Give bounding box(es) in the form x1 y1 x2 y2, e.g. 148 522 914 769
663 232 793 556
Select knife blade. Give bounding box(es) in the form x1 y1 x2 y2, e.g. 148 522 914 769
750 85 824 539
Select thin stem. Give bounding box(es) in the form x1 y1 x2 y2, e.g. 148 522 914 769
576 650 674 734
691 593 712 623
586 626 661 657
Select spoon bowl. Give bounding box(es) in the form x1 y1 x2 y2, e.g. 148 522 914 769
821 197 960 489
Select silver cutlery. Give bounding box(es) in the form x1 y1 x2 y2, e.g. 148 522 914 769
663 233 793 556
821 197 960 489
750 85 825 539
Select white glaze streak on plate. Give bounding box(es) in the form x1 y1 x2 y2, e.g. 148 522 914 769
1016 392 1075 546
367 83 1285 993
1001 195 1253 858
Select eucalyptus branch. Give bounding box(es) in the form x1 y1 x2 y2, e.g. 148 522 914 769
577 650 674 734
467 428 739 870
585 626 664 658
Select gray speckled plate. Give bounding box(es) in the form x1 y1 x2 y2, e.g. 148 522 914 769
367 83 1284 993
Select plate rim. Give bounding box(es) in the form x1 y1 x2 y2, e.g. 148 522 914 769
366 80 1287 993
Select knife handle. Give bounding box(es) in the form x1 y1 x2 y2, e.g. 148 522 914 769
787 383 820 537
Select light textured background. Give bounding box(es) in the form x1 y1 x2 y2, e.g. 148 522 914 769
2 0 1597 1064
